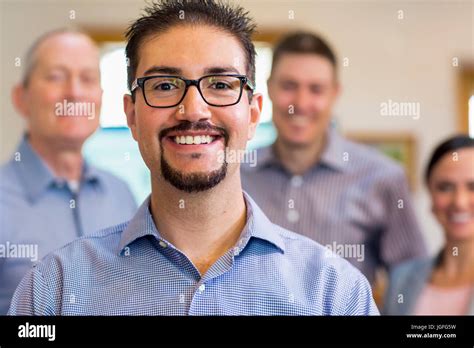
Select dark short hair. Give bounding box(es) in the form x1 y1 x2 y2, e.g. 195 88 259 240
271 31 337 77
425 134 474 183
125 0 257 98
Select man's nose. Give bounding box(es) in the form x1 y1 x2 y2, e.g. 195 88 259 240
293 88 313 114
64 76 86 101
175 85 212 122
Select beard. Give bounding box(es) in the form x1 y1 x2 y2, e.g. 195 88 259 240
159 120 228 193
160 152 227 193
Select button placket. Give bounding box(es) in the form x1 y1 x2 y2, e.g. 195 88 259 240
286 174 303 224
290 175 304 188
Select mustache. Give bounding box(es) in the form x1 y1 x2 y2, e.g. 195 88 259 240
159 121 229 144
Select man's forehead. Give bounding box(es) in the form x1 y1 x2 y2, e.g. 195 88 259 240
140 65 242 77
273 53 335 80
34 33 99 66
36 33 98 56
276 53 333 70
136 26 246 76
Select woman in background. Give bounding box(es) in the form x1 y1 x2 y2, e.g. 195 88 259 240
384 135 474 315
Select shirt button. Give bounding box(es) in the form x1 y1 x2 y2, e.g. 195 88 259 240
158 241 167 248
198 284 206 292
233 247 240 256
290 175 303 187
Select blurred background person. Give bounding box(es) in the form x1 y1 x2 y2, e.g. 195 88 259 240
0 29 137 314
384 135 474 315
241 32 427 288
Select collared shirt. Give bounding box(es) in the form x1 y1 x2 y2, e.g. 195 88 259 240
241 129 427 284
0 136 138 314
8 193 379 315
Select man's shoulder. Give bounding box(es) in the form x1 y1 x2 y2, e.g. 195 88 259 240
241 145 272 173
270 223 377 314
272 223 365 278
89 166 137 207
37 221 130 267
91 166 131 188
0 159 23 197
342 136 402 169
0 158 18 182
340 135 405 178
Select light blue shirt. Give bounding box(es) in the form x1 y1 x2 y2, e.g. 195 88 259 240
0 136 137 314
8 192 379 316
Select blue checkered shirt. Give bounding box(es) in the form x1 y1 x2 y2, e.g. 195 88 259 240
8 193 379 315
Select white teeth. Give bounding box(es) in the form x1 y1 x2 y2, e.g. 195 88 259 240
450 213 472 223
289 115 311 126
173 135 215 145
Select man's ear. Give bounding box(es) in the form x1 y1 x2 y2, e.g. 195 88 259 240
247 92 263 141
12 84 29 119
123 94 139 141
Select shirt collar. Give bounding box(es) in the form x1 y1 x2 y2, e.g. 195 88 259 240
242 191 286 253
12 135 101 202
318 128 348 172
118 196 159 254
118 191 286 255
252 128 347 173
254 146 281 169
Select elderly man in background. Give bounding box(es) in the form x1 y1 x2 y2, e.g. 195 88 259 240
0 29 137 314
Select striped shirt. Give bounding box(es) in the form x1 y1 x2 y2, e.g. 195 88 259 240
241 129 426 283
8 193 379 316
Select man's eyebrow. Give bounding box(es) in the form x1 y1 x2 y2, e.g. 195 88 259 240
204 66 241 75
43 65 98 74
142 65 243 77
143 66 182 76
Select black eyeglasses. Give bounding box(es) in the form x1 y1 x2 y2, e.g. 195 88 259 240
130 74 255 108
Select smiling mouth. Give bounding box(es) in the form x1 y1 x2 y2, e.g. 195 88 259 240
448 212 473 224
172 134 219 145
286 114 317 124
164 132 224 146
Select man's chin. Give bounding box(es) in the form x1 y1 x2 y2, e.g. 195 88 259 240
280 137 316 149
161 156 227 193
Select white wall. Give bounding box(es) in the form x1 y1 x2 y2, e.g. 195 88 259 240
1 0 472 252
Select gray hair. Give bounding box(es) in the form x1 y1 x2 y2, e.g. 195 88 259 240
22 28 96 86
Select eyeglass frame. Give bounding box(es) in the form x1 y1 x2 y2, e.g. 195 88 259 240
130 74 255 108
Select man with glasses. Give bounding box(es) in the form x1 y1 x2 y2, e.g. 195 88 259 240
9 0 378 316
